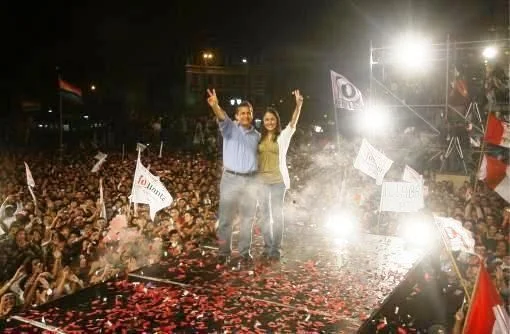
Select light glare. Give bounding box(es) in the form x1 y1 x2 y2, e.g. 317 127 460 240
482 47 497 59
395 35 432 69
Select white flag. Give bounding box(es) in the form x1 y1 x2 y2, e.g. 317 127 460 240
353 139 393 185
24 162 35 188
330 70 364 111
91 152 108 173
402 165 423 184
130 157 173 220
380 181 424 212
435 216 475 254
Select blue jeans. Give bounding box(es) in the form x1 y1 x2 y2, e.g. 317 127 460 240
258 182 286 257
218 172 258 257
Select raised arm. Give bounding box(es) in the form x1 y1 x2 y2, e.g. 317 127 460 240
206 89 226 121
289 89 304 128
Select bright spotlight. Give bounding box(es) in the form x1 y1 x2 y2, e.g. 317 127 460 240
395 34 432 69
482 46 497 59
359 105 390 133
236 99 242 105
399 219 435 249
325 210 358 238
230 99 235 106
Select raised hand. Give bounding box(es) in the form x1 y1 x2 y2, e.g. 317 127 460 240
293 89 304 109
206 89 219 108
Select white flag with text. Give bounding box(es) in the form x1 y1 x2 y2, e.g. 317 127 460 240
435 216 475 254
130 158 173 220
354 139 393 185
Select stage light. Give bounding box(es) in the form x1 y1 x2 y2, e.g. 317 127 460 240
394 34 432 70
236 99 242 105
399 219 435 248
325 210 358 238
230 99 235 106
242 58 247 63
359 105 390 133
482 46 497 59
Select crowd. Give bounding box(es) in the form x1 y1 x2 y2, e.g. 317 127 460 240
0 149 221 318
0 129 507 333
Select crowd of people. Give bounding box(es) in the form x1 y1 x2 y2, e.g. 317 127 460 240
0 149 221 318
0 114 507 333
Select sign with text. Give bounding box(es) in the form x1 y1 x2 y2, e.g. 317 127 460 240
354 139 393 185
380 182 424 212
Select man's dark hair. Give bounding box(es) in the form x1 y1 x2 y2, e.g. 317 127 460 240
236 101 253 114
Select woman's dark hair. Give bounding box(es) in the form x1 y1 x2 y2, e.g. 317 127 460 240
260 107 282 143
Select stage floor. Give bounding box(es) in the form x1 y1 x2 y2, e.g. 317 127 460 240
3 225 424 333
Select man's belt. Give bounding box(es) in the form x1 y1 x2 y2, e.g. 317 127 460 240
224 169 256 177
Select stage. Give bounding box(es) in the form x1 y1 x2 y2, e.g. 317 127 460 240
3 224 424 333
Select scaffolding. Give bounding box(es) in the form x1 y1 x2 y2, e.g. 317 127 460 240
368 36 510 174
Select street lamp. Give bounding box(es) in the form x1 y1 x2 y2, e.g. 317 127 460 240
482 46 497 59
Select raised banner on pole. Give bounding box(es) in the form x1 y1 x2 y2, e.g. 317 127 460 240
330 70 364 111
354 139 393 185
379 182 424 212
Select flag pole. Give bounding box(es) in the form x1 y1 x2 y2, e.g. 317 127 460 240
434 219 472 303
57 71 63 162
473 110 492 193
461 257 483 334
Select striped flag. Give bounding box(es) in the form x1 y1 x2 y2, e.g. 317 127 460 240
478 155 510 203
484 113 510 148
59 79 82 103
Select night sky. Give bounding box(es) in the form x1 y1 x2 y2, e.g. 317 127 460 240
0 0 507 116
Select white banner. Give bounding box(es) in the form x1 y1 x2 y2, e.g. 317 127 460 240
434 216 475 254
24 162 35 188
380 182 424 212
354 139 393 185
91 152 107 173
330 70 364 111
130 158 173 220
402 165 423 184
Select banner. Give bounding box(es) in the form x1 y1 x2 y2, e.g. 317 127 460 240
380 182 424 212
435 216 475 254
91 152 107 173
354 139 393 185
24 162 35 188
330 70 364 111
402 165 423 184
130 157 173 220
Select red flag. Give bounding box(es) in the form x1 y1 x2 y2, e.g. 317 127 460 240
478 155 510 203
463 263 509 334
484 113 510 148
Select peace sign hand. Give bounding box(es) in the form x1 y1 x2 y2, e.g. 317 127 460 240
293 89 304 108
206 89 219 108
